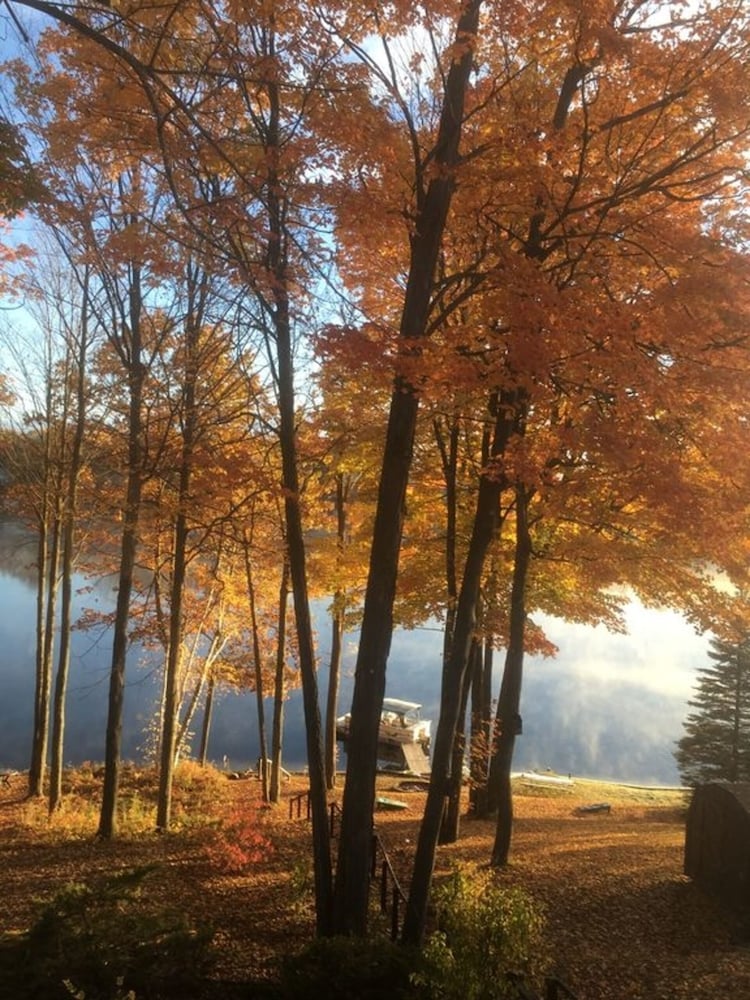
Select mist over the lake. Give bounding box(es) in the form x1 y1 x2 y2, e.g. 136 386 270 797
0 520 703 784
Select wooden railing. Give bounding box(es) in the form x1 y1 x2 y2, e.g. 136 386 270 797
288 790 341 839
288 789 311 821
287 789 405 939
287 791 575 976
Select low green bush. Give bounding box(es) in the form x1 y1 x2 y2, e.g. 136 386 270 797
415 864 545 1000
0 866 214 1000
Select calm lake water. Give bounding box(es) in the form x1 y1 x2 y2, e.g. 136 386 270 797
0 520 704 784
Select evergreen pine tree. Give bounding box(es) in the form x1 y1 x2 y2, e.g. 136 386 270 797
675 637 750 786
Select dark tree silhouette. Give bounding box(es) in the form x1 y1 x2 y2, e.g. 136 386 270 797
676 637 750 787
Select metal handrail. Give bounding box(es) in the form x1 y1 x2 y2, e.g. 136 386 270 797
288 789 311 821
287 790 341 839
286 788 403 937
289 794 576 984
371 830 407 941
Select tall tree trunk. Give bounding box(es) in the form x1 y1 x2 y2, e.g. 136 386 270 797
437 412 473 845
29 519 50 797
325 475 348 790
277 363 332 930
270 556 289 802
333 0 482 936
439 639 476 844
156 506 188 832
28 360 62 796
277 319 332 932
34 494 63 794
199 673 216 766
48 512 74 814
402 389 519 946
263 62 333 932
270 558 289 804
490 485 532 867
469 637 494 818
98 466 141 838
157 266 204 830
98 265 144 841
29 367 57 799
325 602 344 790
434 413 460 659
156 450 192 826
177 547 226 755
50 283 89 814
244 532 269 804
176 630 223 755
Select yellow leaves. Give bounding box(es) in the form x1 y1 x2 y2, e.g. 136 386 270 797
2 0 748 663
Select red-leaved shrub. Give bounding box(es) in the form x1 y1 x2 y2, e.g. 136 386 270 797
205 804 272 873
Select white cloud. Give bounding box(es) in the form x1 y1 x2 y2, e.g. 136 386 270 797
530 601 706 700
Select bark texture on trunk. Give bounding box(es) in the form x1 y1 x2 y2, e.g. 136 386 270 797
325 476 348 791
325 602 344 790
50 293 89 814
245 537 269 804
469 637 494 818
98 266 144 841
98 454 141 839
490 486 532 867
199 674 216 765
333 0 482 936
402 390 520 946
29 523 49 798
270 558 289 804
440 639 478 843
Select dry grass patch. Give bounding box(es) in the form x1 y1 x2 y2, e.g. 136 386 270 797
1 769 749 998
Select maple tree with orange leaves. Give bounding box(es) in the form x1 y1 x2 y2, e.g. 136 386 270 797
1 0 749 947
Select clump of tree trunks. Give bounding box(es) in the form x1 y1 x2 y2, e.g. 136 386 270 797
1 0 749 952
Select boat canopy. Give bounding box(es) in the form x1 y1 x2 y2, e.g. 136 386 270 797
382 698 422 714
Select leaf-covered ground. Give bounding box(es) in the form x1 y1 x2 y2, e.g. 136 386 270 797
1 766 748 998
